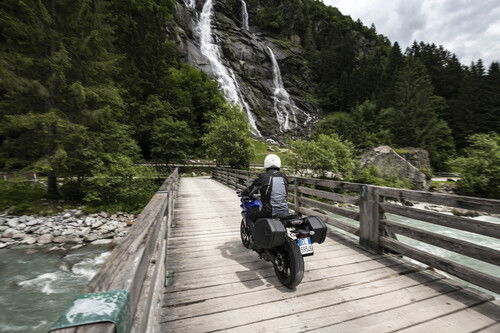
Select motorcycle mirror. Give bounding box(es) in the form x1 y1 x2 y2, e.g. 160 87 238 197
235 189 242 197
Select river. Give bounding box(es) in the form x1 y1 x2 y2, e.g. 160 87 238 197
327 211 500 297
0 246 110 332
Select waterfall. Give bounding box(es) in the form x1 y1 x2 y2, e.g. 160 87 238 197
241 0 249 30
267 47 299 132
198 0 260 136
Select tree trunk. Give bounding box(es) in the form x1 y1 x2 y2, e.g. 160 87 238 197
47 171 59 197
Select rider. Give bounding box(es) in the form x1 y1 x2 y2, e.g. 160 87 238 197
242 154 289 223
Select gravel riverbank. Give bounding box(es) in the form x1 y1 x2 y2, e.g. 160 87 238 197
0 210 135 251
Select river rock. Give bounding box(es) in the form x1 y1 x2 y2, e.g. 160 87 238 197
0 226 7 232
452 208 480 217
47 246 67 255
15 223 27 231
84 217 95 226
359 146 428 190
62 212 72 218
38 234 53 244
84 233 99 242
0 242 7 249
80 227 91 236
23 236 38 245
2 228 16 238
91 220 103 229
25 219 40 226
70 244 84 250
98 212 108 218
7 219 19 228
12 232 27 240
91 239 113 246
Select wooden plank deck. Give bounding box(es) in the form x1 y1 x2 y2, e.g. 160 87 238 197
161 177 500 333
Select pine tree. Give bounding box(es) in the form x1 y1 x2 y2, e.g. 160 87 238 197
379 58 455 170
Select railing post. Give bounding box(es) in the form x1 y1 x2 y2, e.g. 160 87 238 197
359 185 382 253
294 177 300 214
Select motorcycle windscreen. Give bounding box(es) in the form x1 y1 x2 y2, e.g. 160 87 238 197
270 177 289 216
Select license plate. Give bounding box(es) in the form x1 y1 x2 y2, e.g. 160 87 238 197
297 237 314 256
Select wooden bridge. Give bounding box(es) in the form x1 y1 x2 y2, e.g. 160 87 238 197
51 168 500 332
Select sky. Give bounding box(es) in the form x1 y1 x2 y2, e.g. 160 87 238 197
322 0 500 66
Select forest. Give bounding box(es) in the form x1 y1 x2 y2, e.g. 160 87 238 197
0 0 498 213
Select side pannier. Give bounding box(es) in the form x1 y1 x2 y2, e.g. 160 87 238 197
304 216 327 244
253 218 286 249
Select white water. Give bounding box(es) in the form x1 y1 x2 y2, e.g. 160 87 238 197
241 0 249 30
0 247 110 332
267 47 301 132
198 0 261 136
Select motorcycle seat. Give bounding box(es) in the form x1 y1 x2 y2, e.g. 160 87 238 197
277 213 299 221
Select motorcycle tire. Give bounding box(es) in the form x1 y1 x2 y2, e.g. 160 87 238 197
273 237 304 289
240 219 252 249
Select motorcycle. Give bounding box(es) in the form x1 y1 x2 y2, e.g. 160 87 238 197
237 190 327 289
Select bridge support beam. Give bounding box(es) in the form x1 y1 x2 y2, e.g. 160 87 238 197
359 185 382 254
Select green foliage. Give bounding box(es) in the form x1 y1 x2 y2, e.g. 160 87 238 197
450 134 499 199
151 116 194 163
0 181 47 213
202 105 255 169
288 134 355 178
314 100 391 150
82 156 158 214
350 166 414 189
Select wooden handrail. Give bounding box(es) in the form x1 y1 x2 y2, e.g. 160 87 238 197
51 168 179 333
212 167 500 295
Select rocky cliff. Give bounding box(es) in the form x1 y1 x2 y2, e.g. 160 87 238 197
170 0 320 139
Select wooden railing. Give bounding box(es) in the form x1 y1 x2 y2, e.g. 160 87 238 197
213 167 500 295
51 168 179 333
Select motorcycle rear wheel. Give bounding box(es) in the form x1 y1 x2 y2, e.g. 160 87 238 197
240 219 252 249
273 237 304 289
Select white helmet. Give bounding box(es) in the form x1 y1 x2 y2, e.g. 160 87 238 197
264 154 281 169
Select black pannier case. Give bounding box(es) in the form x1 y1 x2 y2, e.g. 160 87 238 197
305 216 327 244
253 218 286 249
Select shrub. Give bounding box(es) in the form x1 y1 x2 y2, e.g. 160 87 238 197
288 134 355 178
350 166 414 189
450 133 499 199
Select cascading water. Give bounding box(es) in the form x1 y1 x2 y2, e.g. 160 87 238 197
267 47 300 132
198 0 260 136
241 0 249 30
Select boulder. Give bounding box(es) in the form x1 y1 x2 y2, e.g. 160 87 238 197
38 234 54 244
360 146 428 190
399 148 431 171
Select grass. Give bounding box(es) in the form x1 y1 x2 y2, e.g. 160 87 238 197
251 139 294 166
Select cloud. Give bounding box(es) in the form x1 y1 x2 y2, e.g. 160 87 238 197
322 0 500 65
